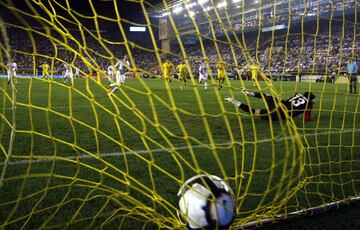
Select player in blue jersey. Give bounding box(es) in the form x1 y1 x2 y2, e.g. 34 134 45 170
347 59 358 94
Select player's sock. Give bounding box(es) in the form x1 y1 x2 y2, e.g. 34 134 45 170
354 85 357 93
205 82 208 90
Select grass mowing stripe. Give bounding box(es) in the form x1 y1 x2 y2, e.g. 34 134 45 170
2 128 358 166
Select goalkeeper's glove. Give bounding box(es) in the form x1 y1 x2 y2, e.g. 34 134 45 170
224 97 241 107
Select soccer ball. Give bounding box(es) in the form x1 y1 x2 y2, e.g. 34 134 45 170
177 174 236 229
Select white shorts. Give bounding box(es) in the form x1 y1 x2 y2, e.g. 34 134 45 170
64 71 73 79
116 71 125 84
7 71 16 79
108 71 114 79
199 73 208 82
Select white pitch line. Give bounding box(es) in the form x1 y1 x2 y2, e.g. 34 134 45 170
3 105 92 110
1 142 232 166
3 101 219 110
1 129 359 166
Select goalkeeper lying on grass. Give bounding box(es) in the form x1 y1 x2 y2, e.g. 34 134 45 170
225 88 316 121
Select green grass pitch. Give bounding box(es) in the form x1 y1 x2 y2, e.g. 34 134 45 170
0 77 359 229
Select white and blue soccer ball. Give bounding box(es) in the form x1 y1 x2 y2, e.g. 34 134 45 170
177 174 236 229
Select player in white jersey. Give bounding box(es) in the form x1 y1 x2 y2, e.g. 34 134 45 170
62 63 74 85
198 59 209 90
108 55 130 96
6 61 17 84
74 67 80 78
107 65 115 82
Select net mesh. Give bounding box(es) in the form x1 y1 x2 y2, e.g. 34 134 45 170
0 0 359 229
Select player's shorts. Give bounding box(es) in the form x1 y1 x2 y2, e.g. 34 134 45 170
116 72 126 84
350 75 358 84
43 71 49 76
8 70 16 75
64 71 73 78
218 71 226 80
199 73 208 82
178 74 186 81
120 75 125 84
164 74 172 80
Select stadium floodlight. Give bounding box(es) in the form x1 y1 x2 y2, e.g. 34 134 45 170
217 1 227 8
186 2 197 9
233 0 241 3
173 6 183 14
198 0 209 5
189 11 196 17
203 6 212 12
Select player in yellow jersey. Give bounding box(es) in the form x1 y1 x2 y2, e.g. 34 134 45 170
217 58 226 90
163 59 174 83
40 62 50 79
246 62 266 87
177 60 187 90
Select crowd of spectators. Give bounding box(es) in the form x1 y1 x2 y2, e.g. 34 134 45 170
1 5 359 81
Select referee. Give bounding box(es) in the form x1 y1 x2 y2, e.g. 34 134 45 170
347 59 358 94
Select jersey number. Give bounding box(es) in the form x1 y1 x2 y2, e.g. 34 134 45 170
289 94 306 107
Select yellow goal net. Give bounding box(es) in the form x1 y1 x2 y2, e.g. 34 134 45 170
0 0 359 229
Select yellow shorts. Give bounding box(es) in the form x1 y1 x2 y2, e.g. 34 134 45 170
164 75 172 80
178 74 186 81
218 72 226 80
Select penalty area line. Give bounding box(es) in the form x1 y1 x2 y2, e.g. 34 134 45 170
1 128 359 166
